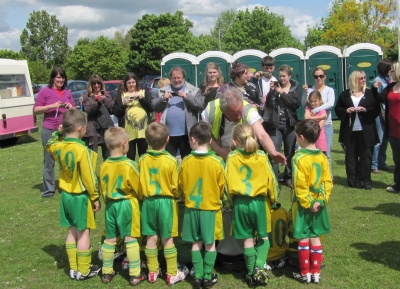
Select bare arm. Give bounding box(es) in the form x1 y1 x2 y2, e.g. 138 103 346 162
209 138 230 161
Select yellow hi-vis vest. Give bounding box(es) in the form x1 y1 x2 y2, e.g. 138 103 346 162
207 99 257 144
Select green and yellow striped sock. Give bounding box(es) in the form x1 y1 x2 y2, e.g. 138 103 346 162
164 245 178 275
126 239 140 277
101 241 116 274
65 242 77 272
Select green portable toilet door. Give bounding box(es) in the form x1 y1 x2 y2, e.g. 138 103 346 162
346 49 382 88
236 55 263 75
273 54 305 120
307 52 342 119
162 59 196 86
197 57 230 86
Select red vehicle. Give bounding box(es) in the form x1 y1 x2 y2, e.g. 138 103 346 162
104 80 122 99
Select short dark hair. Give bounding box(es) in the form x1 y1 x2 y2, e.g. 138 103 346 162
262 56 275 67
377 59 392 76
123 72 140 92
62 109 87 134
169 67 186 78
48 67 68 89
230 61 248 81
145 122 169 150
278 64 292 77
295 119 320 144
189 121 212 146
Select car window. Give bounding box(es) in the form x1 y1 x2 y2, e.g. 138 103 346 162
67 83 76 91
105 83 118 91
153 79 159 88
76 82 87 91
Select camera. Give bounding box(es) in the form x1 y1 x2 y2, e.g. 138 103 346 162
273 81 282 87
100 90 105 95
171 92 180 97
59 103 66 108
262 72 270 78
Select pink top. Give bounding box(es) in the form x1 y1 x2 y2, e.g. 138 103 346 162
305 107 327 152
33 87 75 131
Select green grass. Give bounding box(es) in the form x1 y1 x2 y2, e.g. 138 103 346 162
1 117 399 289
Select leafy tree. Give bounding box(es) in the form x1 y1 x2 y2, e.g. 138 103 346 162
210 10 237 51
127 11 195 77
20 10 69 69
113 29 133 51
188 35 219 55
304 26 324 49
0 49 25 60
65 36 127 81
222 7 304 54
28 61 50 83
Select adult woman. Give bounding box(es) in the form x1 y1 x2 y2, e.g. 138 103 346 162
81 74 114 161
371 59 393 173
33 67 75 198
372 62 400 192
216 61 261 107
335 70 380 190
113 72 152 160
264 64 301 187
199 62 224 107
302 67 335 178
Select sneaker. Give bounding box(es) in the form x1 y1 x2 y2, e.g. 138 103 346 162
177 262 190 275
130 271 146 286
202 274 218 289
253 267 269 285
293 272 311 283
264 262 274 271
193 277 203 289
190 267 195 277
69 270 77 280
41 191 55 198
387 186 400 193
244 274 256 287
167 270 186 285
312 273 320 284
76 265 101 280
148 268 161 283
102 271 115 284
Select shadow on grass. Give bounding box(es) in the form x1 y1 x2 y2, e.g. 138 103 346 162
31 180 60 192
0 135 37 148
353 203 400 218
333 176 389 189
351 241 400 272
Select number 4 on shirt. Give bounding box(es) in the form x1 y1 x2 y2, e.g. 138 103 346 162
190 178 203 209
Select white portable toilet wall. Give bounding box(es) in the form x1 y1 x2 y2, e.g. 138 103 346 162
305 45 343 119
196 51 232 86
231 49 267 75
161 53 197 86
343 43 383 89
269 48 305 119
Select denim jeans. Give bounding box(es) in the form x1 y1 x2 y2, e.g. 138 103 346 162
388 136 400 190
324 124 334 179
371 116 387 169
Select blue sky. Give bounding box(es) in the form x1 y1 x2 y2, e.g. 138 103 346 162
0 0 333 51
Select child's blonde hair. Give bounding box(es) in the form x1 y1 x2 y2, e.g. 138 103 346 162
104 127 129 150
158 77 170 89
231 124 258 152
145 122 169 150
308 90 324 105
62 109 87 134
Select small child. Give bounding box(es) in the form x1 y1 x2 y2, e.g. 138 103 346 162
179 121 225 289
291 119 332 284
304 91 327 152
46 109 101 280
225 124 279 286
99 127 144 285
139 122 187 285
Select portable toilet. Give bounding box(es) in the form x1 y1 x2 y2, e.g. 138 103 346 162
269 48 305 119
305 45 343 119
343 43 383 88
231 49 267 76
197 51 232 86
161 53 197 86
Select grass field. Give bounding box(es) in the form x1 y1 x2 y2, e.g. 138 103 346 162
1 117 400 289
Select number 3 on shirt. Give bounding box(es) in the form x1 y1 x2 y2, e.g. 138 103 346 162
190 178 203 209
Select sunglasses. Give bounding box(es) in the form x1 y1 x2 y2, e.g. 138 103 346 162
93 82 102 86
313 75 325 79
359 77 366 80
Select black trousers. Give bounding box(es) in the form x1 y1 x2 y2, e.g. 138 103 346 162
127 138 148 161
345 131 373 188
166 135 191 160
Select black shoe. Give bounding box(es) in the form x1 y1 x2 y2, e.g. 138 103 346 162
379 165 391 172
130 271 146 286
202 274 218 289
252 266 269 285
293 272 311 283
193 277 203 289
76 265 101 280
41 191 55 198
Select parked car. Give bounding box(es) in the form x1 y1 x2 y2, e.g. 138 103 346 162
32 83 42 94
66 80 88 107
147 77 160 98
104 80 122 99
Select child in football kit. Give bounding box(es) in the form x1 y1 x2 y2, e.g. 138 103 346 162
139 122 188 285
180 121 225 289
291 119 332 284
225 124 279 286
99 127 145 285
46 109 101 280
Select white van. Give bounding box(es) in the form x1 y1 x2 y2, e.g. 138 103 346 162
0 58 38 145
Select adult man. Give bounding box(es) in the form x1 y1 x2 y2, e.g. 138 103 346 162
152 67 204 159
249 56 278 122
202 87 286 163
